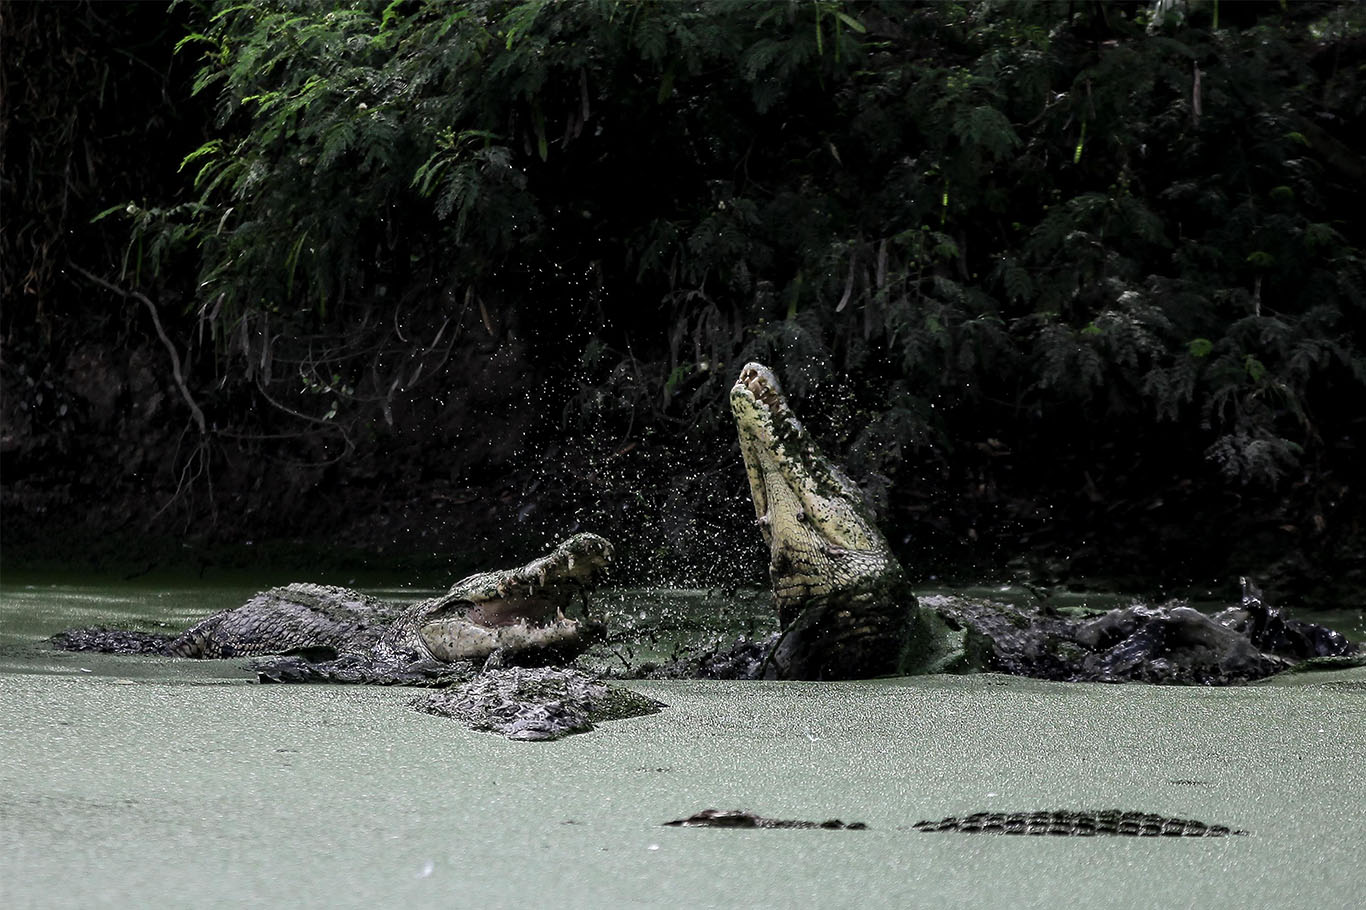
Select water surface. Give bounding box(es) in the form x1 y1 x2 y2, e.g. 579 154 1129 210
1 573 1363 909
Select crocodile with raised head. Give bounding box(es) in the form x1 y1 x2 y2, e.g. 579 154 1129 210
729 362 965 680
725 362 1358 683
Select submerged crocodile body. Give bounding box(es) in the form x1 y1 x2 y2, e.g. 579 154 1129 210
664 809 868 830
416 666 662 741
53 533 658 738
913 810 1246 837
662 808 1244 836
725 362 1357 683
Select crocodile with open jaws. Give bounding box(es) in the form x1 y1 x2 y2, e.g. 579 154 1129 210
717 361 1358 683
54 533 661 739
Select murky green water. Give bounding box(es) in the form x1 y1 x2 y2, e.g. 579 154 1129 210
2 572 1364 909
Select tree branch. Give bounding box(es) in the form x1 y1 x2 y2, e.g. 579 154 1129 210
68 263 207 435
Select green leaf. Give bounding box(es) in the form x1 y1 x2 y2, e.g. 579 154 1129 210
664 364 688 398
285 231 309 297
91 203 130 224
379 0 405 32
173 32 217 54
1003 263 1033 302
179 140 223 173
953 105 1020 159
503 0 543 50
1304 222 1340 251
834 11 866 33
1188 337 1214 358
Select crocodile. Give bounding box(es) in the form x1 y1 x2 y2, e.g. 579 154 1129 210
729 362 965 680
664 809 868 830
723 362 1358 683
55 532 614 675
662 808 1243 835
52 533 660 738
416 665 663 741
912 810 1246 837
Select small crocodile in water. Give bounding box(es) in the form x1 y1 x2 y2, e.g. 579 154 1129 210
53 533 659 738
913 809 1246 836
705 362 1359 683
663 809 868 830
661 809 1244 836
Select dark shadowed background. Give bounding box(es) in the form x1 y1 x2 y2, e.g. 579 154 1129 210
3 0 1364 606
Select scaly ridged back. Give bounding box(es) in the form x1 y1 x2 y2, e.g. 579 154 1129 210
913 810 1246 837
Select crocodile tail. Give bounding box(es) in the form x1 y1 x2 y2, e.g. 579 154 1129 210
49 627 176 655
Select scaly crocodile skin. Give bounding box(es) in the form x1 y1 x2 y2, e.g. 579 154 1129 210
730 362 958 679
53 533 613 671
913 810 1247 837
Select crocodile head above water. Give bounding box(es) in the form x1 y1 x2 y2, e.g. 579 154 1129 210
406 532 614 663
731 363 901 624
731 363 960 679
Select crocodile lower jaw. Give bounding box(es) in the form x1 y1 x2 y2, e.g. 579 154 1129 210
419 616 583 662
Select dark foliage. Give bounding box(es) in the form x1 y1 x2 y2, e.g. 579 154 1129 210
4 0 1365 601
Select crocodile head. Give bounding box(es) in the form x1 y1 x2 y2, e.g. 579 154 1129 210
731 362 904 630
415 532 614 663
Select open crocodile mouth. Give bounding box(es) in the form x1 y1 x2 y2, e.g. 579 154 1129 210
418 532 613 662
460 593 567 627
736 362 786 414
418 587 592 662
731 361 853 536
420 615 586 662
730 363 798 531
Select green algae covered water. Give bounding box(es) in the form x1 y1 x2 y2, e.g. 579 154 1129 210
2 572 1364 909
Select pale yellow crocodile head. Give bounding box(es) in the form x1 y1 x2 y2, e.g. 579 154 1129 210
730 363 902 626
